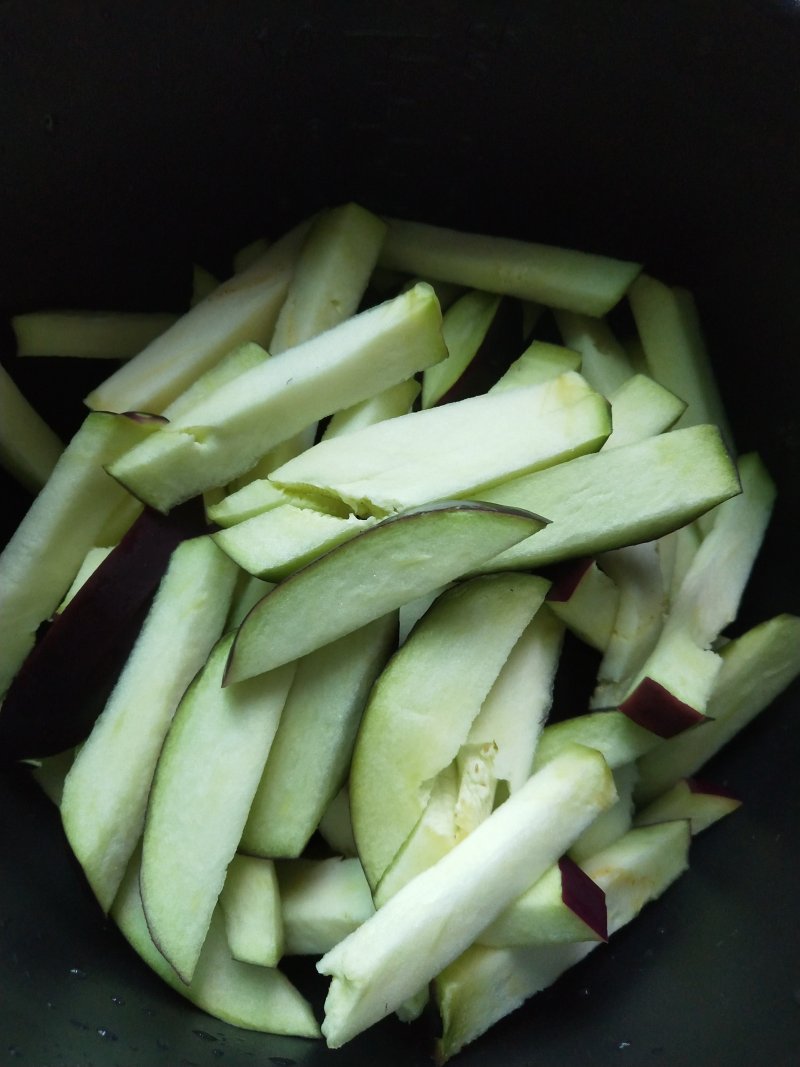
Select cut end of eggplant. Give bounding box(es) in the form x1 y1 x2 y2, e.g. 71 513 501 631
558 854 608 942
434 297 524 406
544 556 595 602
619 676 709 739
685 776 740 802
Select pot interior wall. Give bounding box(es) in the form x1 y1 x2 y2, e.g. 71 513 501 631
0 3 798 1066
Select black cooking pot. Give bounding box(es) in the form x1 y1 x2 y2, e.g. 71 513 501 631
1 2 799 1065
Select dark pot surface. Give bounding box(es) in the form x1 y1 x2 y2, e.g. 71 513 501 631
1 2 799 1065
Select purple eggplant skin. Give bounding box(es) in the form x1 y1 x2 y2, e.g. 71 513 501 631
558 854 608 942
618 676 708 740
543 557 594 603
0 497 207 765
685 777 740 802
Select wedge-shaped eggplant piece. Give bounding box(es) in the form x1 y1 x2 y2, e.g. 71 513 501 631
318 787 358 857
489 339 582 393
616 647 716 738
471 424 740 572
657 452 774 644
0 499 206 763
318 744 616 1048
349 571 549 889
422 288 502 407
628 274 733 448
60 536 238 912
372 764 460 907
241 614 396 859
13 310 178 359
553 308 633 395
213 505 377 580
426 293 523 405
270 202 387 354
635 613 800 804
569 761 639 862
603 373 687 448
108 283 447 512
532 710 661 772
617 451 775 734
270 371 610 517
371 608 561 905
0 362 63 491
219 854 284 967
658 521 702 608
206 477 296 527
267 203 389 458
0 410 164 698
546 559 619 651
225 501 547 684
225 573 274 630
141 633 296 984
379 217 641 316
277 857 376 956
434 820 690 1062
465 607 564 794
56 546 113 611
86 220 310 413
477 855 608 947
590 541 666 711
635 777 742 835
112 851 320 1038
